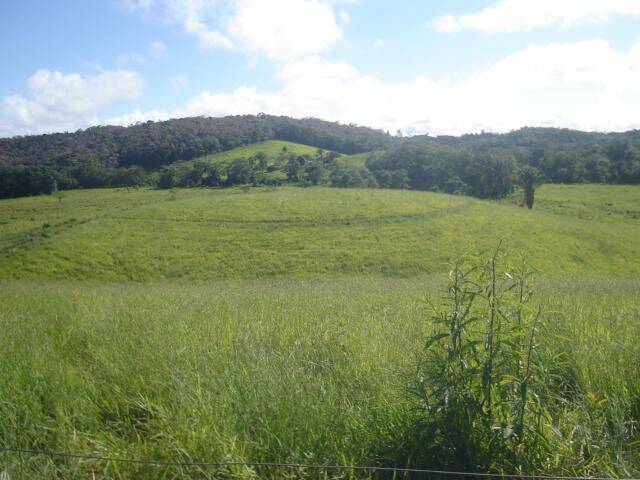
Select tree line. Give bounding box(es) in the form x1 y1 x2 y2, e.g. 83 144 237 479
1 115 640 200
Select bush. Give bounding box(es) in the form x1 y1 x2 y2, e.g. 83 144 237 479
331 164 378 188
410 247 548 472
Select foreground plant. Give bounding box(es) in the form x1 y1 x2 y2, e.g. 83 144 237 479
410 246 547 472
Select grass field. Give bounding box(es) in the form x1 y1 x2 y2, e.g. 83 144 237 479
1 185 639 280
533 184 640 223
1 184 639 478
193 140 329 168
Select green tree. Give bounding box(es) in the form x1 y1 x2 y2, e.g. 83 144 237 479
227 158 254 185
518 165 542 209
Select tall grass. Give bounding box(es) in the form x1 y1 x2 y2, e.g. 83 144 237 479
0 274 638 478
1 185 639 477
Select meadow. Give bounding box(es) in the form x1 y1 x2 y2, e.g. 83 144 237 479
1 185 639 280
194 140 328 169
0 184 639 478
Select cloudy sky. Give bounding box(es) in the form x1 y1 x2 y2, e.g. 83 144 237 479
2 0 640 137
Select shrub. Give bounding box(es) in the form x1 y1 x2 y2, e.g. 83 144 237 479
331 164 378 188
410 246 548 472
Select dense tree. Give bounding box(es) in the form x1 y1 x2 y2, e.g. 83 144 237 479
227 158 255 185
305 161 329 185
0 165 57 199
2 115 640 200
331 164 378 188
0 115 392 170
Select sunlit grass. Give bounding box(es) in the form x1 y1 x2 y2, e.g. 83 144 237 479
1 186 639 280
1 184 639 478
0 278 638 478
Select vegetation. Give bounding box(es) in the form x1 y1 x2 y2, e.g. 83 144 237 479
0 184 638 478
1 186 639 280
2 116 640 200
1 267 638 478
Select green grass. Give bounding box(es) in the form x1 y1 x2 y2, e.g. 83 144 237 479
533 183 640 222
1 184 639 478
194 140 329 168
1 278 638 478
1 185 639 280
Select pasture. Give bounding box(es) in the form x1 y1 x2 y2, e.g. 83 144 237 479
0 184 639 478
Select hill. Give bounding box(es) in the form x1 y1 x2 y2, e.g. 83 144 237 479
194 140 330 168
0 115 392 168
2 116 640 200
1 185 638 280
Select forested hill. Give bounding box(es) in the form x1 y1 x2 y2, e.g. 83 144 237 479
413 127 640 148
0 115 394 168
2 115 640 200
3 115 640 173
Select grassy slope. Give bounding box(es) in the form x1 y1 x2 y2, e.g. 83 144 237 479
1 184 639 478
534 183 640 222
194 140 327 167
0 185 639 280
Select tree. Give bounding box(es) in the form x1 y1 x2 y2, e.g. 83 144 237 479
444 176 467 195
518 165 542 209
305 161 328 185
285 155 305 182
465 153 517 199
254 152 269 171
331 164 378 188
227 157 254 185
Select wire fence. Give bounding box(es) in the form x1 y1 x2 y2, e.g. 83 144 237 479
1 446 635 480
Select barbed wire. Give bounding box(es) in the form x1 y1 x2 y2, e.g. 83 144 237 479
1 446 636 480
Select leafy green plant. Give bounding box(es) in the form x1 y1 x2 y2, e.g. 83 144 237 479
411 246 546 472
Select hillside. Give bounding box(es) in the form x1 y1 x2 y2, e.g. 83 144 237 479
1 184 639 478
1 185 638 280
3 116 640 200
194 140 330 167
0 115 392 168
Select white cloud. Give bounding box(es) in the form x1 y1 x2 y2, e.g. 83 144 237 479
167 0 234 50
226 0 343 60
1 69 143 136
106 108 170 126
107 39 640 136
430 0 640 33
130 0 344 60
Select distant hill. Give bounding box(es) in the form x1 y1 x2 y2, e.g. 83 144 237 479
3 114 640 171
0 115 393 168
195 140 331 168
2 115 640 200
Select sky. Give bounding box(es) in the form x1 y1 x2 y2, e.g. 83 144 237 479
2 0 640 138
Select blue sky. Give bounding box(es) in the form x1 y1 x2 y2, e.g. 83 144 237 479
2 0 640 137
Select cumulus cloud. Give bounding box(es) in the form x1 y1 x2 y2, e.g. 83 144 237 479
107 39 640 136
226 0 343 60
127 0 345 60
430 0 640 33
1 69 143 136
